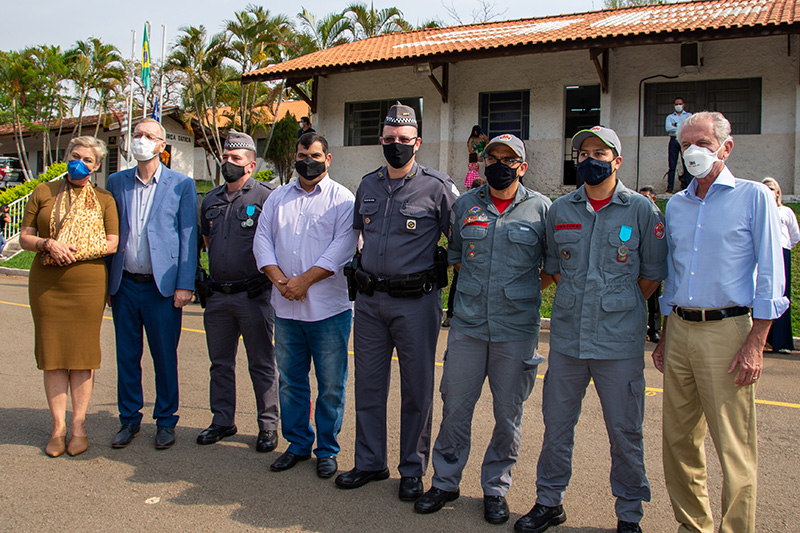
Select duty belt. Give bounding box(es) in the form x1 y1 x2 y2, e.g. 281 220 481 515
356 268 437 298
210 275 270 296
674 306 750 322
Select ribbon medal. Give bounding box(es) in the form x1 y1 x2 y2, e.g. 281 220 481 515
242 204 256 228
617 225 632 262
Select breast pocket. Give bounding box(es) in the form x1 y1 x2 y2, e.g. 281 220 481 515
507 224 541 268
204 206 225 236
236 204 262 232
607 231 640 274
553 230 581 272
460 224 488 264
399 204 436 234
359 203 380 232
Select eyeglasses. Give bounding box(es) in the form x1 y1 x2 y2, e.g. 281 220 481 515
380 136 418 145
133 132 164 142
485 155 523 166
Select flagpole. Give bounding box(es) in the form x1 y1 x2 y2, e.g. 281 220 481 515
126 29 136 169
143 21 151 119
159 24 167 124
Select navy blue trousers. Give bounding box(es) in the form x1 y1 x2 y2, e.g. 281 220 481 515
111 277 182 427
768 248 794 351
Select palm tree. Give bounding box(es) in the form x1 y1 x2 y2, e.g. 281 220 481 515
343 2 412 40
297 8 352 51
66 38 123 136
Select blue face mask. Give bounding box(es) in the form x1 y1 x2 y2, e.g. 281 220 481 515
67 160 92 181
577 157 614 186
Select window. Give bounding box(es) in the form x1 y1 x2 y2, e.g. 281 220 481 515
479 90 530 140
344 98 423 146
644 78 761 136
563 85 601 186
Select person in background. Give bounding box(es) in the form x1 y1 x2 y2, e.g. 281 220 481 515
465 126 489 188
443 176 486 328
639 185 663 343
762 177 799 354
665 97 692 193
298 116 316 139
0 204 9 253
19 136 119 457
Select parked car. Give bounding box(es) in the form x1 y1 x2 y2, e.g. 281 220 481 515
0 157 26 189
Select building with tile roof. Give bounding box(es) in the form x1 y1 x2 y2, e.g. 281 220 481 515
243 0 800 195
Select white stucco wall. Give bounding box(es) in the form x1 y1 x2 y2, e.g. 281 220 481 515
313 34 798 197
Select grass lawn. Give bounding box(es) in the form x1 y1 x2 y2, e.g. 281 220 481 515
1 250 35 269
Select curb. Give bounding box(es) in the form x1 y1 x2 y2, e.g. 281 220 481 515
0 266 29 277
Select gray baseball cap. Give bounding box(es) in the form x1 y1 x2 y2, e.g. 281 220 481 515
572 126 622 155
224 130 256 152
484 133 527 162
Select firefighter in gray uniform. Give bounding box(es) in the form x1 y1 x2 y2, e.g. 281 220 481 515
196 131 280 453
414 134 550 524
335 103 459 501
515 126 667 533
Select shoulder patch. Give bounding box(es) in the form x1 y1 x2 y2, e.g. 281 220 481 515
655 222 665 239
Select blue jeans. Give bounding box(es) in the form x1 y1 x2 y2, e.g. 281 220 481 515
274 310 351 458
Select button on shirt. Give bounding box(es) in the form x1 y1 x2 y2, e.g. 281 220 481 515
200 177 275 282
544 180 668 359
123 165 162 274
659 166 788 319
353 162 459 277
665 110 692 137
253 175 359 322
449 184 550 343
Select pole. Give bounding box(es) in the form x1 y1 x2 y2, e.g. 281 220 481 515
126 29 136 169
143 21 151 119
159 24 167 123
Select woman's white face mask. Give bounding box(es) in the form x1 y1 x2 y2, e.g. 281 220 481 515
682 143 725 179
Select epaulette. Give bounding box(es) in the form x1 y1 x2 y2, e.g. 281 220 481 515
362 167 384 180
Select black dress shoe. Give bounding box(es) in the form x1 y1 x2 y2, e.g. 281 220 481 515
398 476 424 501
256 430 278 453
155 427 175 449
334 467 390 489
484 495 510 524
270 450 311 472
649 331 661 343
196 424 237 445
414 487 460 514
316 456 338 478
111 423 141 448
617 521 642 533
514 503 566 532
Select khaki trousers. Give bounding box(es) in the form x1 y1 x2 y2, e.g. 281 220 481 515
662 311 757 533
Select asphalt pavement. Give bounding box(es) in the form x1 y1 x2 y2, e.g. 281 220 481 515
1 273 799 532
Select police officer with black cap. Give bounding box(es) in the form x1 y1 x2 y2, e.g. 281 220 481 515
196 131 280 453
335 102 459 501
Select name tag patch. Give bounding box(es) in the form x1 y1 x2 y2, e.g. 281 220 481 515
555 224 581 230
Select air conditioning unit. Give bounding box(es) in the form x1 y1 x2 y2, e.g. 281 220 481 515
681 42 700 67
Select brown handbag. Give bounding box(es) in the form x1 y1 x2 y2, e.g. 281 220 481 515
42 179 107 266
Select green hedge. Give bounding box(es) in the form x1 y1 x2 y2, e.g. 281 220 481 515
0 162 67 206
255 169 274 182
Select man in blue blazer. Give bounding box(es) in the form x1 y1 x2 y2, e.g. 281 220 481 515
106 118 198 450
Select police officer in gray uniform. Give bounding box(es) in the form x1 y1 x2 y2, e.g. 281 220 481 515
335 103 459 501
515 126 667 533
414 134 550 524
196 131 279 453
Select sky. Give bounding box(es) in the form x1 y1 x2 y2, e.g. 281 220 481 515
3 0 600 58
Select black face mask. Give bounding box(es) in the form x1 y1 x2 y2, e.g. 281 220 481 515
383 142 415 169
485 162 518 190
221 161 247 183
295 157 327 180
577 157 614 186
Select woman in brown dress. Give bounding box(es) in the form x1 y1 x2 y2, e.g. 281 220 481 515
20 136 119 457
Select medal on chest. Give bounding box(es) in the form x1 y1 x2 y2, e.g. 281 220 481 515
617 225 632 262
241 204 255 228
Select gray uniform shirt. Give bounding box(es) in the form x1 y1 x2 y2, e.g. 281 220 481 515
353 162 458 277
544 180 667 359
201 177 276 282
449 184 551 343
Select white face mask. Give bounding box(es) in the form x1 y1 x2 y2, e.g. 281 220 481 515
682 143 724 179
131 137 159 161
674 104 684 113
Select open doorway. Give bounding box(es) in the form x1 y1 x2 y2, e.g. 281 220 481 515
563 85 601 186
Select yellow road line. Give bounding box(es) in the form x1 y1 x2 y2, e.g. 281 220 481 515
3 299 800 409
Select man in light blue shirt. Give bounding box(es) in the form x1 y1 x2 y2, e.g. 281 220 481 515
665 97 691 192
253 132 358 479
653 111 787 533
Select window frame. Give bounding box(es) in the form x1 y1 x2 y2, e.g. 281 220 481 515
344 98 423 147
479 89 531 140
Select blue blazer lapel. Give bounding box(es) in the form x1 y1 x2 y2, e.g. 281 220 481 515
122 169 136 232
150 165 172 215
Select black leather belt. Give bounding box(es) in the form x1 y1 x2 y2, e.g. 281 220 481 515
123 270 155 284
210 280 248 294
675 306 750 322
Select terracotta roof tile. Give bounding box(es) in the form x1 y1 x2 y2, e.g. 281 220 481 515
244 0 799 81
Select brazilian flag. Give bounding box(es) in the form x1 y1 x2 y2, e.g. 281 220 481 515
141 23 151 91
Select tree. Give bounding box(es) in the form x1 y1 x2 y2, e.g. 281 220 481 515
297 8 352 51
266 111 299 184
442 0 507 25
343 2 412 40
65 38 124 136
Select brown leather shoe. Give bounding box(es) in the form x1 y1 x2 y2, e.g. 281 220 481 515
45 436 66 457
67 436 89 456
